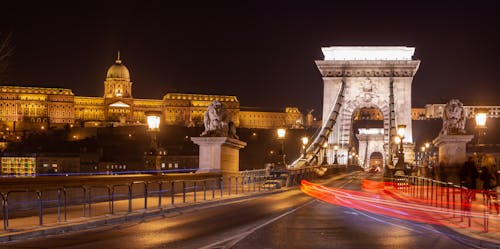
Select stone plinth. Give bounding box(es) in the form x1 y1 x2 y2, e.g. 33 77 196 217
191 137 247 174
433 134 473 165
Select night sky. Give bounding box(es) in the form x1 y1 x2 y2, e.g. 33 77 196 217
1 1 500 118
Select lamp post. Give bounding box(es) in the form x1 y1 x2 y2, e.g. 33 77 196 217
301 136 309 159
277 128 286 167
395 124 406 170
475 110 487 145
146 112 161 173
321 141 328 165
333 144 339 164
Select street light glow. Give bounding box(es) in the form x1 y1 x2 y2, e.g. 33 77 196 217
301 136 309 146
333 144 339 151
277 128 286 139
475 112 487 128
394 136 401 144
397 125 406 139
147 115 160 130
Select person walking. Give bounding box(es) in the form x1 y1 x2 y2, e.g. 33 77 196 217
460 156 479 202
479 155 499 215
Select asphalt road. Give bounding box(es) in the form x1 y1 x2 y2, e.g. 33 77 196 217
1 172 492 249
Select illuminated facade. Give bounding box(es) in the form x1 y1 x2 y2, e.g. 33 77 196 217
0 53 303 133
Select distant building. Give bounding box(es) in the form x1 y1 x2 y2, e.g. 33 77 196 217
0 52 304 138
417 104 500 120
0 153 80 176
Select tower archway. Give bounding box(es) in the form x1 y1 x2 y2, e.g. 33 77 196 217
317 47 420 169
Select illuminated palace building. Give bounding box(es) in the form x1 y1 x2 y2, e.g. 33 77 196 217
0 54 304 135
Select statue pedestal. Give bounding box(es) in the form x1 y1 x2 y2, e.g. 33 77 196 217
191 137 247 174
433 134 473 165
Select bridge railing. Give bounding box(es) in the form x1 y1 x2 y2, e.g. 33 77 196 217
0 170 319 232
391 175 498 233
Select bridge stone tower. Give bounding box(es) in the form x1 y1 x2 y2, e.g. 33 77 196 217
316 47 420 168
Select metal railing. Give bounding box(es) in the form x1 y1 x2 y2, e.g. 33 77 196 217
392 175 498 233
0 170 318 231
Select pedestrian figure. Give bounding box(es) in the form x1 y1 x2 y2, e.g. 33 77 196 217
479 155 499 215
460 156 479 201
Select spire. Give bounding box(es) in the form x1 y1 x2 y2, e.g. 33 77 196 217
116 50 122 64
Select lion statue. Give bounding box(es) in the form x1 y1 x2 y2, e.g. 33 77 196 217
201 100 238 139
440 99 466 135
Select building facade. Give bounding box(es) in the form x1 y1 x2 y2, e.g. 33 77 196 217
0 53 303 135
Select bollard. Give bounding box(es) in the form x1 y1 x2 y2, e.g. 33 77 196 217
228 177 232 196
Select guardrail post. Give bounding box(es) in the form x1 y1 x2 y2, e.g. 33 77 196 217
57 189 61 223
144 182 148 210
203 180 207 201
107 186 112 214
63 188 67 222
447 182 452 211
37 191 43 226
82 186 87 217
158 181 163 209
1 193 8 230
253 176 256 192
182 181 186 203
128 184 132 212
111 186 115 215
219 177 223 198
194 181 197 202
88 187 92 217
211 179 215 199
235 177 239 195
171 181 175 205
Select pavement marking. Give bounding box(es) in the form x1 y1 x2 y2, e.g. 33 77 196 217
198 173 357 249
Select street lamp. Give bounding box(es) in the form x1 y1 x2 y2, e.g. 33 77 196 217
277 128 286 167
321 141 328 165
147 113 161 151
395 124 406 170
333 144 339 164
301 136 309 159
475 110 487 145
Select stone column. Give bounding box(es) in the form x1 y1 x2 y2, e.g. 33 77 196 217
432 134 473 184
191 137 247 174
433 134 473 165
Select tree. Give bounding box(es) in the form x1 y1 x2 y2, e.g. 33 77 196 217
0 32 14 78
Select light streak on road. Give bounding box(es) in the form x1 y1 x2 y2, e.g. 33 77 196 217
300 179 500 234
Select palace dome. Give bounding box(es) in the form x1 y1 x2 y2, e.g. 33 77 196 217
106 52 130 80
